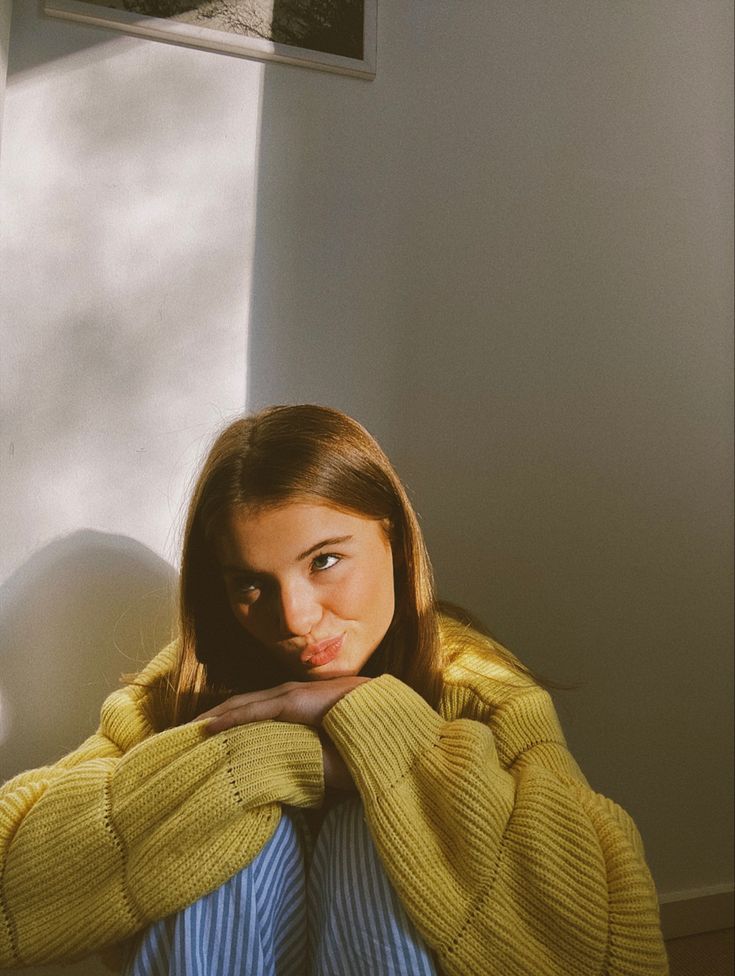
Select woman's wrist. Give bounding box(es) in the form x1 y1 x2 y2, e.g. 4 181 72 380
319 730 355 792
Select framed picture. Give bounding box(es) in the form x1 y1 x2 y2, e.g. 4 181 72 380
43 0 377 79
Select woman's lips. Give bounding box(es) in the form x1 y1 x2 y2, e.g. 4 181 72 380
301 635 344 668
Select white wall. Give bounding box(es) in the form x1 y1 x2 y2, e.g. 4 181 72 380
1 5 260 724
247 0 734 902
0 2 10 145
0 11 261 971
247 0 733 900
0 1 732 971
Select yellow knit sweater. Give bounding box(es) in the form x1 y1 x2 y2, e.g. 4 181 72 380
0 619 667 975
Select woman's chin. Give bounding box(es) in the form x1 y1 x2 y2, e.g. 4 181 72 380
303 661 358 681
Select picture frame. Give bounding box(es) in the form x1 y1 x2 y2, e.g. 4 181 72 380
43 0 377 79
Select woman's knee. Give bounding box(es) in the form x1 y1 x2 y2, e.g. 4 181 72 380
308 800 439 976
312 798 384 893
318 797 372 851
124 810 308 976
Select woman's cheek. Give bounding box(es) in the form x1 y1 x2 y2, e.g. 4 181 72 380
335 568 371 612
352 565 394 621
229 600 252 631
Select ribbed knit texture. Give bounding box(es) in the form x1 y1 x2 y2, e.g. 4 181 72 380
323 619 668 976
0 646 323 968
0 619 668 974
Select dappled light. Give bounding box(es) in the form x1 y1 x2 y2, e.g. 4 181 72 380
0 4 731 973
1 23 261 580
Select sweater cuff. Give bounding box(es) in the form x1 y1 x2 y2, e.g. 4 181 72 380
322 675 443 800
222 721 325 809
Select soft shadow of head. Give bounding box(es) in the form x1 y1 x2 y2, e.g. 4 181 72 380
0 530 177 779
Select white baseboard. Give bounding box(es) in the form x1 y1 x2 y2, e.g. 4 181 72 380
659 884 734 940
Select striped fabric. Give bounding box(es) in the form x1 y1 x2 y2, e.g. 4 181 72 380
124 799 438 976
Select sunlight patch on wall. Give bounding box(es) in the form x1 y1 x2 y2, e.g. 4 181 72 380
0 21 264 581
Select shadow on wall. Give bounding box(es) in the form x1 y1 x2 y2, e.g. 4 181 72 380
0 530 177 781
7 5 120 80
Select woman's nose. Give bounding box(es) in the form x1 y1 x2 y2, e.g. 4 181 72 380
276 581 322 637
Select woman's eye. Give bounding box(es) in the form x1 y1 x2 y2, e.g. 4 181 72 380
311 553 340 572
232 580 259 602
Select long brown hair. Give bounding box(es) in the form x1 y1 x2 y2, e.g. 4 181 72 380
167 404 442 725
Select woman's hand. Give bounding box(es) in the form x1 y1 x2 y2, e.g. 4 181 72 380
195 675 371 735
320 732 356 792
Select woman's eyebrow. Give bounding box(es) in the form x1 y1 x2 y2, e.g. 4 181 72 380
297 535 353 561
221 536 354 575
221 563 258 576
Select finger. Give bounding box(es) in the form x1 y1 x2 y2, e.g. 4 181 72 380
197 687 288 721
196 683 297 722
201 696 286 734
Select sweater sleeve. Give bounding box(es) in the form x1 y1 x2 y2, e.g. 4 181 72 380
322 674 668 976
0 682 324 968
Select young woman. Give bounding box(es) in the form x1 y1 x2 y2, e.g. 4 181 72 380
0 404 668 975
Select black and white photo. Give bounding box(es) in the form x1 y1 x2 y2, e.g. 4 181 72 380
44 0 377 77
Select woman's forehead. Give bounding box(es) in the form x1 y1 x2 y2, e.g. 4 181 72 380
232 498 368 526
215 500 388 566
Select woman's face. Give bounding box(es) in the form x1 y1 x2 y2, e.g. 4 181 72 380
214 500 395 680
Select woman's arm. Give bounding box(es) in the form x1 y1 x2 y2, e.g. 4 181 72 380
196 674 370 792
0 666 324 968
321 675 668 976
